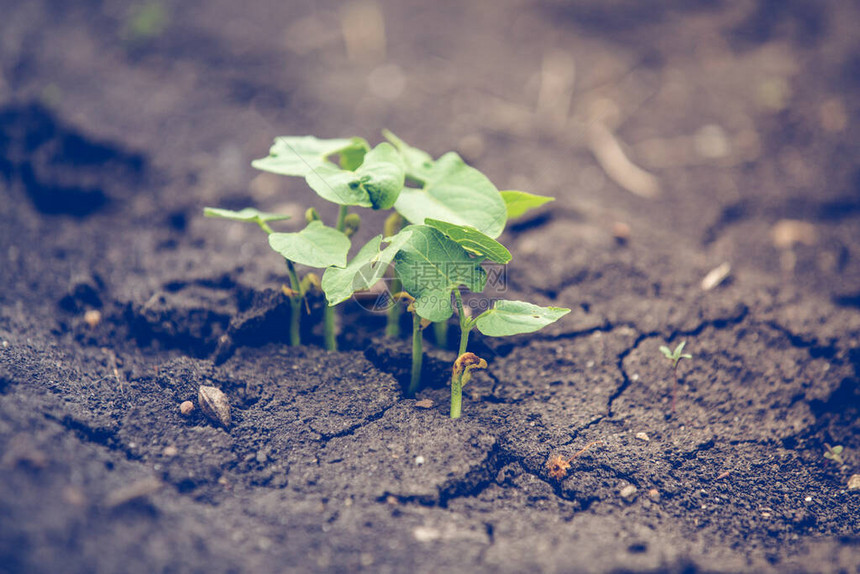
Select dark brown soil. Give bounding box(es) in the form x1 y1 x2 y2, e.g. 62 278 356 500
1 1 859 572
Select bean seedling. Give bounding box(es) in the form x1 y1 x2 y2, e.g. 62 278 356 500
659 340 693 413
208 131 564 418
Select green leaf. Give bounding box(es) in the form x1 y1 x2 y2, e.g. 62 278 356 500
674 341 687 355
382 129 435 183
659 345 673 358
252 136 369 177
394 225 487 322
203 207 291 224
321 230 414 306
305 143 405 209
393 152 508 238
500 190 555 219
424 218 512 264
268 221 351 268
474 300 570 337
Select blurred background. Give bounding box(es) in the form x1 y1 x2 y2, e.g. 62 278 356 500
1 0 858 304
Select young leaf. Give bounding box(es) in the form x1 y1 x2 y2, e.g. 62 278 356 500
321 229 414 306
659 345 673 358
474 300 570 337
305 142 405 209
252 136 369 177
393 152 508 239
268 221 351 268
500 190 555 219
394 225 487 322
203 207 291 225
424 218 512 264
382 129 435 183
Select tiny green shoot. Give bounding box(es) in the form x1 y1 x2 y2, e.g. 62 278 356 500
659 341 693 413
824 444 844 465
450 353 487 419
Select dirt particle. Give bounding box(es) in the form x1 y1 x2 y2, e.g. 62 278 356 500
179 401 194 416
413 526 441 542
104 476 163 508
635 432 650 442
620 484 638 503
414 399 434 409
701 262 731 291
648 488 660 502
83 309 102 328
162 446 178 457
612 221 631 243
62 486 86 507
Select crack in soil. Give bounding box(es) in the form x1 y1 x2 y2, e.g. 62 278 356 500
315 402 398 442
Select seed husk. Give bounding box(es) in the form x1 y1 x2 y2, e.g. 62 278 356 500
198 385 231 428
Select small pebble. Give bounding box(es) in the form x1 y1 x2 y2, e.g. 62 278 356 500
620 484 638 503
414 399 434 409
83 309 102 328
162 446 178 457
804 496 812 502
648 488 660 502
415 455 425 465
612 221 631 243
635 432 650 442
179 401 194 416
848 474 860 491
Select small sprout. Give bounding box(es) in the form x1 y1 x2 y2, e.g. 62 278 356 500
659 341 693 413
546 440 602 481
450 353 487 419
824 444 844 465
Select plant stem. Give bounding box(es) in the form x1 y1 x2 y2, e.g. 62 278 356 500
384 213 404 339
407 311 423 398
386 276 402 338
286 260 302 347
323 205 350 352
451 289 471 419
454 289 470 356
433 320 448 349
451 370 463 419
672 365 678 413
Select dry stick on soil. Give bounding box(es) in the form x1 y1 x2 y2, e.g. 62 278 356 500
659 341 693 413
547 440 602 481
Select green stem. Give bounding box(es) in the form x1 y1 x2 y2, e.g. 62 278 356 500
407 312 423 398
286 260 302 347
454 289 470 356
386 276 402 338
450 371 462 419
433 320 448 349
451 289 471 418
323 205 350 352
